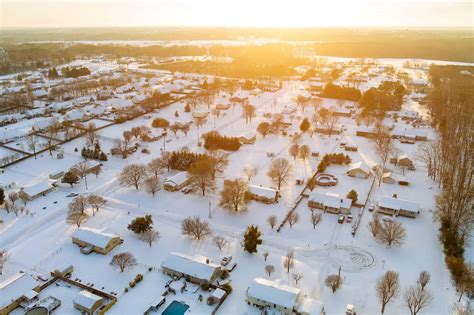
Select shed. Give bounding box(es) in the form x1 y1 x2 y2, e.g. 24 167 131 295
73 290 104 315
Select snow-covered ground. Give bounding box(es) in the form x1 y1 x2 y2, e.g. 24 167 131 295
0 59 469 315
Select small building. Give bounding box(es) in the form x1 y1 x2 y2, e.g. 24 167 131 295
163 172 190 192
356 126 376 138
382 172 396 184
396 155 414 168
209 288 226 304
72 227 122 255
308 191 352 214
161 252 221 285
18 181 55 201
346 162 372 179
215 103 231 110
73 290 104 315
49 171 64 180
377 196 419 218
247 185 279 204
0 272 41 314
246 278 301 313
298 297 325 315
309 81 325 93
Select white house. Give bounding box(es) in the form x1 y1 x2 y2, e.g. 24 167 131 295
0 272 40 314
247 185 279 204
161 252 221 284
346 161 372 179
71 227 122 254
246 278 323 314
163 172 190 192
308 191 352 214
377 196 419 218
18 181 55 201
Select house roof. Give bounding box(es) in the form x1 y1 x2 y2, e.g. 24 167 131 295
161 252 220 282
73 290 103 310
248 185 278 199
309 192 352 209
247 278 300 309
378 196 418 213
164 172 189 187
72 227 120 249
21 181 53 197
347 161 371 175
0 272 39 308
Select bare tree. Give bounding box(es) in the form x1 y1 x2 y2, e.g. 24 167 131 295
120 164 147 189
368 213 382 237
69 195 88 214
85 122 99 146
298 145 310 161
181 216 212 241
112 138 128 158
87 194 107 216
376 270 400 314
376 220 406 247
287 210 300 228
311 213 322 229
417 271 431 291
25 134 38 159
319 107 339 136
451 302 472 315
73 162 90 190
373 123 395 186
283 250 295 273
0 250 8 275
144 176 160 196
8 191 18 206
325 274 342 293
208 150 229 180
187 159 215 196
140 229 160 247
67 207 88 227
147 158 164 179
243 166 258 182
212 235 228 251
265 264 275 277
219 178 248 212
267 158 293 191
263 251 269 261
292 272 303 285
110 252 137 272
289 144 299 160
267 215 277 229
404 285 433 315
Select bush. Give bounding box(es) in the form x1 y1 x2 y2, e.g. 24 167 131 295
220 269 229 280
124 287 128 293
201 283 210 291
321 83 361 101
169 150 211 171
152 118 170 129
129 281 136 288
204 131 241 151
134 274 144 283
206 296 216 305
222 283 233 292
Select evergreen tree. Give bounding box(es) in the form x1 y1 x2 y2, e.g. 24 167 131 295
299 118 310 132
128 215 153 234
62 171 80 187
0 188 4 204
243 225 263 253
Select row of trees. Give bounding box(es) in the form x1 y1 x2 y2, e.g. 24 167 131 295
321 83 362 101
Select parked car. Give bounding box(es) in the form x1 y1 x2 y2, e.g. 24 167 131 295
346 304 356 315
346 215 353 223
66 192 79 197
338 215 345 224
382 216 394 222
368 203 375 212
220 255 232 266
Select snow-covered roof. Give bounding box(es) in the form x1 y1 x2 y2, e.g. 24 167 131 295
161 252 220 282
164 171 189 187
347 161 371 175
248 185 278 199
211 288 226 300
73 290 103 310
247 278 300 309
72 227 120 249
0 272 39 308
378 196 418 213
21 181 53 197
309 191 352 209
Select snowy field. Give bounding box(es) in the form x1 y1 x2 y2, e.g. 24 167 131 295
0 59 469 315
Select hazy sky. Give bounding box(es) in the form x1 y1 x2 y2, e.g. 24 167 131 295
1 0 473 28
